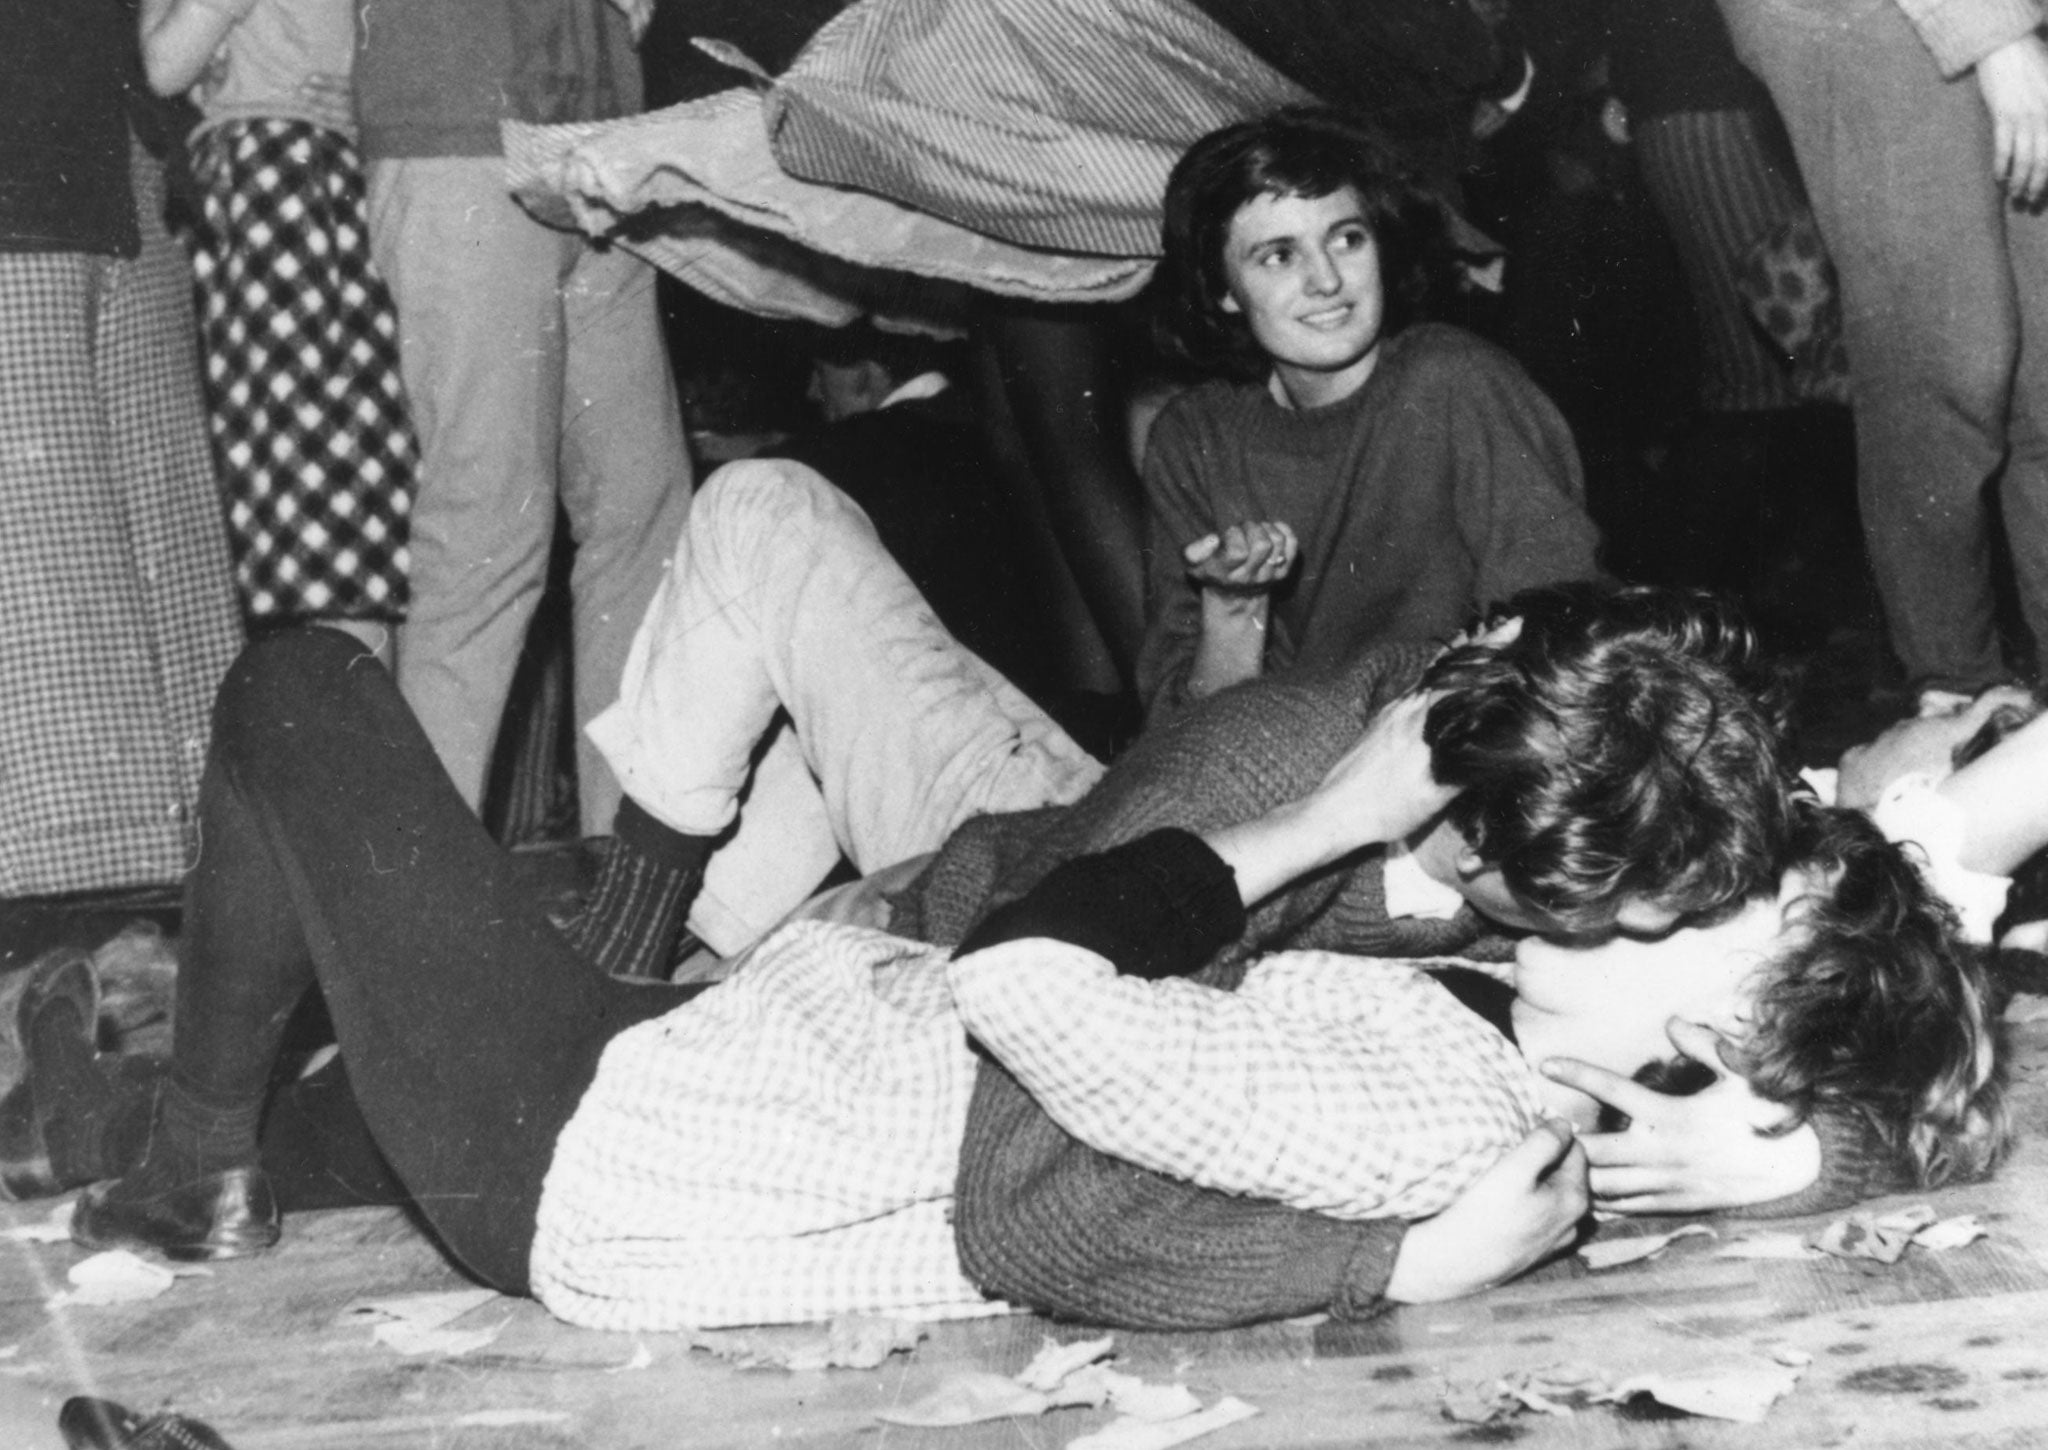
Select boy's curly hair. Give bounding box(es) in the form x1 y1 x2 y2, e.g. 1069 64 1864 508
1741 799 2011 1187
1419 582 1793 932
1151 106 1452 381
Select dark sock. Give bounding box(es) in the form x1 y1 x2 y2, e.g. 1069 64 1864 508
134 1077 266 1183
565 797 713 980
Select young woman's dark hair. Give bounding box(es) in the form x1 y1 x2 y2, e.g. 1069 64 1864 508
1152 106 1452 379
1744 799 2010 1188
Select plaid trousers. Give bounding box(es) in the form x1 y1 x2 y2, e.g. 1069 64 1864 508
0 147 243 895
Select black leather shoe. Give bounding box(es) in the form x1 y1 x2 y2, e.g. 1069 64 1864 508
72 1165 280 1263
0 949 100 1200
58 1396 236 1449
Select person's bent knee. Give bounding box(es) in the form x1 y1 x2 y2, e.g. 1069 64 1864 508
212 627 382 760
690 458 879 572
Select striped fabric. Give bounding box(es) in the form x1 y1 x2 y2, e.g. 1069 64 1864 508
951 941 1545 1223
0 148 244 895
502 86 1152 334
767 0 1316 257
1632 108 1805 414
191 120 416 622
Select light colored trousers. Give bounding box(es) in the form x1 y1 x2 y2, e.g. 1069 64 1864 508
366 156 695 833
1719 0 2048 692
587 459 1106 955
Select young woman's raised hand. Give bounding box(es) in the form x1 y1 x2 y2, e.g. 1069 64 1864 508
1184 520 1299 592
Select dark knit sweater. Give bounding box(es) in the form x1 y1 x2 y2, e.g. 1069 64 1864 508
927 659 1903 1328
1135 325 1600 722
891 640 1505 967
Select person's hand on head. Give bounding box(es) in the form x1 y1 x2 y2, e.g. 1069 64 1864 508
1540 1019 1821 1214
1386 1119 1588 1302
1184 521 1299 593
1836 684 2034 810
1302 691 1460 852
1977 33 2048 206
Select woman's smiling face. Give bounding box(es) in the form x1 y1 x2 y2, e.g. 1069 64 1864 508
1509 883 1801 1128
1220 185 1386 410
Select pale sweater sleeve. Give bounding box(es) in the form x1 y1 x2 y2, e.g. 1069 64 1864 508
1892 0 2044 77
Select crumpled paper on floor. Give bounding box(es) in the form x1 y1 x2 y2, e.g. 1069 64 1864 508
689 1314 925 1372
1577 1222 1714 1270
879 1334 1256 1447
343 1287 505 1356
1813 1205 1986 1264
1444 1352 1808 1427
48 1251 209 1307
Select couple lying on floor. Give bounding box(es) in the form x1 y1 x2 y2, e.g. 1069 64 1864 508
13 464 2024 1332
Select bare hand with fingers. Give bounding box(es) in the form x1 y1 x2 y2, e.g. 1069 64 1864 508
1185 520 1299 594
1977 33 2048 206
1387 1119 1589 1302
1540 1019 1821 1214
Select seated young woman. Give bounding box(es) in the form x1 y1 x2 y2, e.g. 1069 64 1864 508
0 612 2011 1332
1135 106 1600 722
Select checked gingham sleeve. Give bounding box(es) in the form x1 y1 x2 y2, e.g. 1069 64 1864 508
948 941 1548 1222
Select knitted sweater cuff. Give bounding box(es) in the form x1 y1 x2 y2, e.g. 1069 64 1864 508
1330 1223 1407 1320
1896 0 2042 77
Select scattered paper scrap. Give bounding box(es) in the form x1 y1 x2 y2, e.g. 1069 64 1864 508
1910 1214 1987 1251
2 1202 74 1244
877 1334 1247 1439
1596 1361 1805 1424
1811 1205 1983 1265
1442 1365 1610 1424
878 1371 1053 1427
690 1315 924 1372
1578 1223 1714 1270
1447 1357 1805 1429
1716 1232 1819 1261
344 1287 504 1357
1093 1370 1203 1422
1018 1335 1116 1392
1066 1395 1258 1450
49 1251 208 1307
607 1342 654 1374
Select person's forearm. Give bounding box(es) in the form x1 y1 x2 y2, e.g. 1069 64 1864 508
1184 590 1269 702
1942 706 2048 875
139 0 253 96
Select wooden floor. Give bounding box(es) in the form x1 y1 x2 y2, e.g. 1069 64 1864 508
0 996 2044 1450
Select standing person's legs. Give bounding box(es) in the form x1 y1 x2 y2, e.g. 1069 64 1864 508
1996 206 2048 678
588 460 1106 954
76 630 696 1291
556 242 696 836
369 156 568 811
1727 0 2019 695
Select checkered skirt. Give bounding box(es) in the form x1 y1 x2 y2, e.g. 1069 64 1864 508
190 119 415 621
